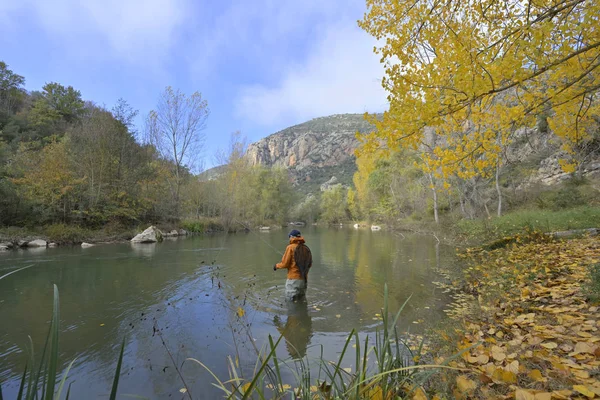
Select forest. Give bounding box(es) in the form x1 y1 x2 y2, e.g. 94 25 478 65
0 62 295 239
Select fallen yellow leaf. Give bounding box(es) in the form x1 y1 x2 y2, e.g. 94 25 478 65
573 385 596 398
491 345 506 361
515 388 536 400
236 307 245 318
540 342 558 349
456 375 477 393
528 369 544 382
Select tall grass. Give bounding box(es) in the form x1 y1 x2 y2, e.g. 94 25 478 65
188 285 470 399
0 281 125 400
456 205 600 241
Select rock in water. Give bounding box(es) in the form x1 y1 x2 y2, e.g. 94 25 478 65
81 242 94 248
28 239 47 247
170 230 179 236
0 245 9 252
178 229 188 236
48 242 58 248
131 226 163 243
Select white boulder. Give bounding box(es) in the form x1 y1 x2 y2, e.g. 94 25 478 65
131 226 163 243
370 225 382 231
28 239 47 247
81 242 95 248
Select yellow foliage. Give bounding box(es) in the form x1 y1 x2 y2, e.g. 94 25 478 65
359 0 600 178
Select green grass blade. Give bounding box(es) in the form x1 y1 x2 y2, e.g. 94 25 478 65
240 334 283 400
327 329 355 394
25 336 35 400
44 284 60 400
353 331 361 400
109 338 126 400
54 357 77 400
0 264 34 281
17 363 28 400
268 335 284 392
390 294 412 336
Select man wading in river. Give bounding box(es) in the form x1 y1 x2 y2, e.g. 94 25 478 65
273 230 312 301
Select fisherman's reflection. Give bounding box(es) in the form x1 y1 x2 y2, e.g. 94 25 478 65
273 298 313 359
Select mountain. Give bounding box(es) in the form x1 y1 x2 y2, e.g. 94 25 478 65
245 114 375 193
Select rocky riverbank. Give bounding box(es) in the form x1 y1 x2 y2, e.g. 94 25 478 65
0 225 189 252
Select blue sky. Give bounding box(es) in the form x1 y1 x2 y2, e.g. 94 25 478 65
0 0 387 168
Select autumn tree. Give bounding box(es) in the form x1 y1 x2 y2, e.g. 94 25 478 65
11 138 84 223
145 87 209 218
359 0 600 180
320 184 348 224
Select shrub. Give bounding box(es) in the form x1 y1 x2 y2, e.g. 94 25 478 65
43 224 90 243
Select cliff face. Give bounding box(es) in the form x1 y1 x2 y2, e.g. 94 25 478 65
245 114 375 192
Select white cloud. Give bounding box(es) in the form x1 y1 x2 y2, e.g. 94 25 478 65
1 0 188 60
235 22 388 125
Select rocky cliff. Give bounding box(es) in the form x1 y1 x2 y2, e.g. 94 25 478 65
245 114 375 192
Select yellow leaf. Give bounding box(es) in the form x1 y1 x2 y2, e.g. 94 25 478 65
179 388 187 393
236 307 245 318
573 385 596 398
241 383 252 394
574 342 596 354
412 387 427 400
515 388 536 400
336 314 341 318
528 369 544 382
492 368 517 384
534 393 552 400
541 342 557 349
551 389 573 399
456 375 477 393
506 360 519 374
100 323 105 327
491 345 506 361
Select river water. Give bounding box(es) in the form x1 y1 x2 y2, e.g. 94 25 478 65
0 227 452 399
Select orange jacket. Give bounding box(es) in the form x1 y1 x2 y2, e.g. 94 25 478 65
276 236 312 280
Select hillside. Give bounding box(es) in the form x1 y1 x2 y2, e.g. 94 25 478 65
245 114 375 192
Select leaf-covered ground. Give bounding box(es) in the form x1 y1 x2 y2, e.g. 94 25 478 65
433 235 600 399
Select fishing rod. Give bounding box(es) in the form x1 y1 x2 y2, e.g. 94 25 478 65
233 219 284 257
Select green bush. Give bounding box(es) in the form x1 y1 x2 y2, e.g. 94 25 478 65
181 218 225 233
43 224 90 243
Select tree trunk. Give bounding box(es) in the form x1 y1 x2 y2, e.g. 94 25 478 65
428 173 439 224
496 161 502 217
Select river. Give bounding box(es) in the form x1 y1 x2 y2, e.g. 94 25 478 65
0 227 453 399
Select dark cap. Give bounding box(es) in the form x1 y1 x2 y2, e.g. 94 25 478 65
288 229 301 237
